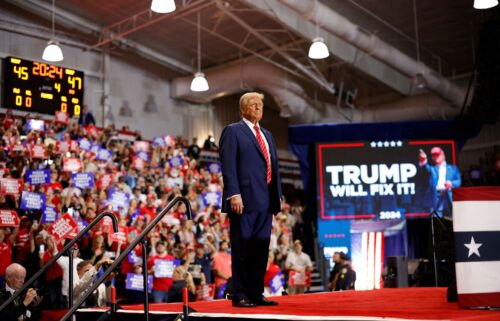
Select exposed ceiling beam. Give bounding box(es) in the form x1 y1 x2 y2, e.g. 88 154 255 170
242 0 412 95
5 0 192 74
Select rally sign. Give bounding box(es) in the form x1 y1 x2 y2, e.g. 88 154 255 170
165 136 176 147
55 111 69 124
108 187 130 211
71 172 95 189
63 158 83 172
128 250 142 265
269 272 285 294
19 191 46 210
207 162 221 174
0 167 9 178
153 259 180 278
109 225 128 243
30 144 48 159
152 136 165 148
96 148 113 162
25 169 51 185
0 210 20 227
78 138 93 151
288 271 311 287
10 144 26 157
26 119 45 131
125 273 153 293
134 141 150 152
0 178 23 195
195 284 215 301
132 157 146 171
41 206 58 224
168 155 184 167
47 213 78 242
136 151 150 162
56 141 70 153
97 174 114 190
202 192 222 208
84 124 99 138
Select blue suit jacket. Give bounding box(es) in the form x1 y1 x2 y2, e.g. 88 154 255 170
421 162 462 208
219 120 282 214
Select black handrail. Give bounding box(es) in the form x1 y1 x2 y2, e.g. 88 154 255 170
60 195 193 321
0 211 118 312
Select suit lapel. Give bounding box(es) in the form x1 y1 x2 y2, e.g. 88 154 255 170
238 120 266 160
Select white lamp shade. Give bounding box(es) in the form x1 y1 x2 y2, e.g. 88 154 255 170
42 41 64 62
151 0 176 13
474 0 498 9
308 37 329 59
190 72 209 92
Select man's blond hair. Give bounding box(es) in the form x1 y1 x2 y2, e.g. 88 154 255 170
239 92 264 114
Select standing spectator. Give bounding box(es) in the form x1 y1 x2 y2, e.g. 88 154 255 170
187 137 201 160
147 240 175 303
203 135 217 149
57 244 83 307
194 243 212 285
285 240 313 295
212 240 232 295
78 105 96 126
0 263 42 321
331 252 356 291
0 228 16 288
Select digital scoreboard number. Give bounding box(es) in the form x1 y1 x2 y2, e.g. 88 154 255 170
2 56 84 117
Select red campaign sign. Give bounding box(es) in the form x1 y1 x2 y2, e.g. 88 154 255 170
195 284 215 301
0 178 23 196
109 225 128 243
132 157 145 171
47 213 78 243
0 168 9 178
56 141 70 153
84 125 99 138
55 111 69 125
63 158 82 172
134 141 151 152
0 210 20 227
165 136 176 147
288 271 311 287
97 174 113 190
30 144 48 159
10 144 26 157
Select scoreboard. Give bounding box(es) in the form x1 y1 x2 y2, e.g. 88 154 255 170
2 56 84 117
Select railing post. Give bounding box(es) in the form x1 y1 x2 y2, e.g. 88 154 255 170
141 238 150 321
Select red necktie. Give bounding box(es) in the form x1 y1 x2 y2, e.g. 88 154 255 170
254 125 272 184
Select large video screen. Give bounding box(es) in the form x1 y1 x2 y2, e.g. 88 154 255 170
316 140 461 221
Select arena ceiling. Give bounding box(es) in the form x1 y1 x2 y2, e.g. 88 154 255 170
2 0 498 116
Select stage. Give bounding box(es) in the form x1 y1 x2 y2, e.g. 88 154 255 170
71 288 500 321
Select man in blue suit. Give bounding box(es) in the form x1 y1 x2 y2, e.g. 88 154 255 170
418 147 461 218
219 92 282 307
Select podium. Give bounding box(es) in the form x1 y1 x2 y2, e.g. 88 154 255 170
453 186 500 308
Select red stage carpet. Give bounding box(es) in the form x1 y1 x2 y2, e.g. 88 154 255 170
72 288 500 321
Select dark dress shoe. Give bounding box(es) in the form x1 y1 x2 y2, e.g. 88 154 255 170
254 297 278 306
232 298 257 308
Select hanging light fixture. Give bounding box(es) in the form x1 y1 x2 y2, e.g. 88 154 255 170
190 12 209 92
151 0 176 13
308 0 329 59
473 0 498 9
42 0 63 62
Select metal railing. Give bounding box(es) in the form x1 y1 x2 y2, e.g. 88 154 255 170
60 195 193 321
0 211 118 312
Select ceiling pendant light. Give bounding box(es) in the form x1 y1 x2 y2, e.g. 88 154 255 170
190 12 209 92
308 37 329 59
151 0 176 13
42 0 63 62
308 0 329 60
473 0 498 9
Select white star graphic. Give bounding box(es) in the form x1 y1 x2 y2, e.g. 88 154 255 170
464 236 483 258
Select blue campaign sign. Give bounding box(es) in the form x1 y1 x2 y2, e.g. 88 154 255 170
269 272 285 294
27 119 45 131
168 155 184 167
128 251 142 265
107 187 130 211
20 191 46 210
78 137 93 151
125 273 153 293
153 259 180 278
152 136 165 148
202 192 222 208
41 206 58 224
207 162 221 174
71 172 95 189
136 151 150 162
25 169 50 185
96 148 113 161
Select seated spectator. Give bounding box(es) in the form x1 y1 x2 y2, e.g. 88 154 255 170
0 263 42 321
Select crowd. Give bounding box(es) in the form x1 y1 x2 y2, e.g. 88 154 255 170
0 108 310 314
